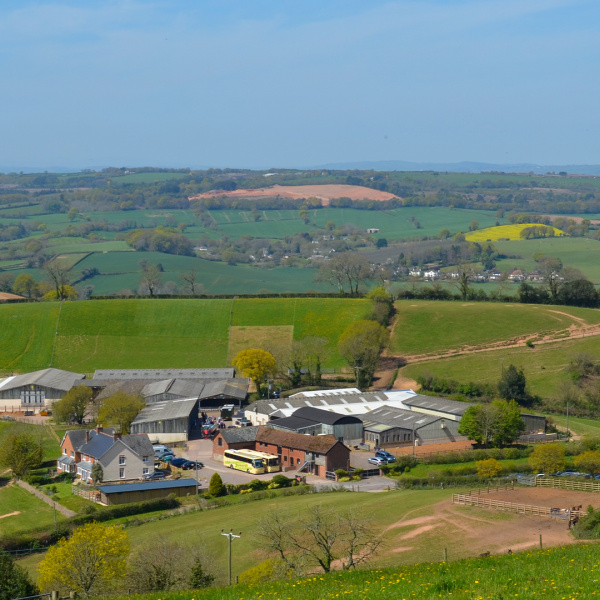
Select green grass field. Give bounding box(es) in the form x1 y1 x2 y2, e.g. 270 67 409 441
102 543 600 600
401 333 600 398
0 298 368 373
495 236 600 282
390 301 600 356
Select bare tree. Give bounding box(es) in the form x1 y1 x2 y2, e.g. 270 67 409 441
316 253 371 296
258 505 382 576
139 260 163 297
43 260 71 300
180 270 202 295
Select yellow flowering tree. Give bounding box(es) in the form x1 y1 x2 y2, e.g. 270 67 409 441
476 458 503 479
37 522 129 598
232 348 276 395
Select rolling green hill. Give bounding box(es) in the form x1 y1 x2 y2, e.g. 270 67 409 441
0 298 368 373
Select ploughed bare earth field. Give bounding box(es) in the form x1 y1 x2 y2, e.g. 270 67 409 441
189 184 399 205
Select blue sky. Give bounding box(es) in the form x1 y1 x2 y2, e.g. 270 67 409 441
1 0 599 170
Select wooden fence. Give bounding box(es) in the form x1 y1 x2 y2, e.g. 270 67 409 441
452 493 580 521
467 482 515 495
536 478 600 492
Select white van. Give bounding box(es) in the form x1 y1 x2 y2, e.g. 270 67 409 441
153 444 171 457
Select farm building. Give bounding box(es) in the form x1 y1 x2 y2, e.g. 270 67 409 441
212 426 350 478
0 368 85 412
360 405 466 448
255 428 350 477
130 398 200 443
402 395 474 421
97 479 198 505
521 413 546 434
245 389 417 425
268 406 363 446
213 426 259 456
89 375 249 408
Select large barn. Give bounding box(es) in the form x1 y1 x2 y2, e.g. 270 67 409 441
0 368 85 412
130 398 200 443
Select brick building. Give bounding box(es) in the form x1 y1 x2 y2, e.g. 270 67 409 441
212 426 350 478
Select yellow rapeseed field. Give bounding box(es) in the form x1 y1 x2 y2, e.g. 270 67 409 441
464 223 565 242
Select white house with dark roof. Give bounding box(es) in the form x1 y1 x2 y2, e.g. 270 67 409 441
57 426 155 483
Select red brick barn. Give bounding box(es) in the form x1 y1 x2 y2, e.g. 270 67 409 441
212 427 259 459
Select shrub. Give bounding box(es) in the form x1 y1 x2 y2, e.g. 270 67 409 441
208 473 226 497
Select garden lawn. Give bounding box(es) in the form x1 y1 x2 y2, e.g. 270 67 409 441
391 300 600 357
0 482 65 536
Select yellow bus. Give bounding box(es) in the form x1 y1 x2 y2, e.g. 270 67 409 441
223 450 266 474
250 450 281 473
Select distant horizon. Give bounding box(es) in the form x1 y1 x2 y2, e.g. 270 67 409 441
3 159 600 176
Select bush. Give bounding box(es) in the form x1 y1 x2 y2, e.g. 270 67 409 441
270 474 293 488
334 469 349 480
208 473 226 497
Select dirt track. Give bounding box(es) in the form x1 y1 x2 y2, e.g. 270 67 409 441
189 184 398 205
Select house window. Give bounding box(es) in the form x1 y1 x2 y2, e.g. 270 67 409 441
143 456 149 463
63 448 67 455
218 438 223 447
284 456 288 462
143 468 149 475
297 458 301 465
119 468 125 479
119 455 126 465
70 451 74 457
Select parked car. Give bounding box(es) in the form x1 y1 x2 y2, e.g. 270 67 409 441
145 470 166 480
157 452 174 462
181 460 203 470
375 450 396 462
367 456 387 466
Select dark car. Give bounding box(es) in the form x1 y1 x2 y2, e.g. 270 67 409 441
181 460 204 470
169 458 188 468
375 450 396 462
145 470 166 480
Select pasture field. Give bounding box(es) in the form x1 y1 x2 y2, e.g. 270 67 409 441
494 236 600 282
390 301 600 357
0 297 368 372
464 223 565 242
0 420 60 462
401 333 600 398
77 252 330 295
0 302 59 373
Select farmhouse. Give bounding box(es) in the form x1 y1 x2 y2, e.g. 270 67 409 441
57 426 154 483
212 426 351 478
130 398 200 443
97 479 198 505
361 405 466 448
0 368 85 412
267 406 363 446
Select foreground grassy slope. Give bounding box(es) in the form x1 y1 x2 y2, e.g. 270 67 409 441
0 298 369 373
104 543 600 600
391 301 600 356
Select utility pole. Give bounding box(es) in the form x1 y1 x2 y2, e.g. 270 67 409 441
566 401 570 439
221 529 241 585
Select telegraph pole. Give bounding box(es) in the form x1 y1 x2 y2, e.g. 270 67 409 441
221 529 241 585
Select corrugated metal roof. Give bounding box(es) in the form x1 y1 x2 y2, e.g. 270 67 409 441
361 405 440 429
98 478 198 494
94 369 235 380
131 398 198 425
403 394 473 415
0 368 85 392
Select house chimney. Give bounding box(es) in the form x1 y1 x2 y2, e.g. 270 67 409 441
85 430 90 443
97 425 103 433
113 432 121 441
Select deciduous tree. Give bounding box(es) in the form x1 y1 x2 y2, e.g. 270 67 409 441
529 443 566 474
338 320 389 388
43 260 72 300
13 273 39 298
458 400 525 447
0 550 37 600
574 450 600 476
37 522 129 598
258 505 382 575
0 431 43 478
53 385 92 425
232 348 277 395
476 458 502 479
97 392 145 434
